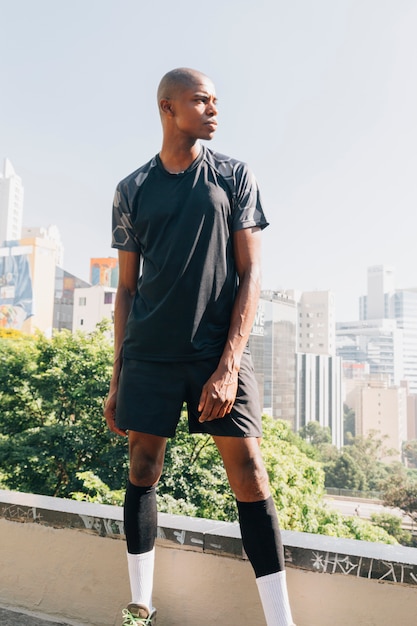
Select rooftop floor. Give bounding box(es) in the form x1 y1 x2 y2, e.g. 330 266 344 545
0 607 75 626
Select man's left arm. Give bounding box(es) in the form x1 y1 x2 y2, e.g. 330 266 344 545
198 226 262 422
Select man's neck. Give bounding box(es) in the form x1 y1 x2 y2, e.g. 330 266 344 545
159 141 201 174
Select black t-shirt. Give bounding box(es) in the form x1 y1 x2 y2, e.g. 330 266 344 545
112 146 269 361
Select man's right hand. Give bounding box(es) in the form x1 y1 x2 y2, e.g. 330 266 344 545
104 382 127 437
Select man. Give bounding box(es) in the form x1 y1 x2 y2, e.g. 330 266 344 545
104 67 295 626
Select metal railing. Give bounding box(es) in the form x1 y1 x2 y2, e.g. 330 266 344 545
325 487 382 500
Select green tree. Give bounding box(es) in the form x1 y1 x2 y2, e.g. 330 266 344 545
299 421 332 446
158 417 236 521
260 416 325 531
298 420 337 464
382 475 417 526
324 450 368 491
402 440 417 469
0 333 42 435
343 404 355 444
324 430 396 493
370 512 412 546
0 325 128 497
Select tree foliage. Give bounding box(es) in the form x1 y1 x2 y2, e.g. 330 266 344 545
382 474 417 526
324 431 397 493
0 325 128 497
343 404 356 444
0 328 397 544
370 512 412 546
299 421 332 447
402 439 417 469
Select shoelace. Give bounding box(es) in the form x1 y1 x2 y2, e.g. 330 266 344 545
122 608 152 625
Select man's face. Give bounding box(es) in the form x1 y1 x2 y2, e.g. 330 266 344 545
168 78 218 141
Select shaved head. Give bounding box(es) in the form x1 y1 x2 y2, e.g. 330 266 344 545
157 68 212 103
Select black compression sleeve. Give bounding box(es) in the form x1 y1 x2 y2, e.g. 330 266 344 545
124 480 157 554
237 496 285 578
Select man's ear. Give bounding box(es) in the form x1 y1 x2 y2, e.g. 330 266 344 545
160 99 174 116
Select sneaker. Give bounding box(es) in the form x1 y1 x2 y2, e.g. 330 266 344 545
122 603 157 625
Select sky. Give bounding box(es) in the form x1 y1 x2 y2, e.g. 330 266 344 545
1 0 416 321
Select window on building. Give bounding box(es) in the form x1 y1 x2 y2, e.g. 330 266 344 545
104 292 114 305
80 319 84 326
79 297 87 306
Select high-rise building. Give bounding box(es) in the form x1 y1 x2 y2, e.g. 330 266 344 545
0 159 24 243
22 225 64 268
0 237 57 335
249 291 298 428
390 289 417 394
336 319 404 386
294 290 336 356
354 265 417 393
345 377 407 461
338 265 417 454
249 290 343 445
19 235 58 336
359 265 395 320
295 352 343 448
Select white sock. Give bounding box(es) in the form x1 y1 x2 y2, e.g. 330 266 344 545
127 548 155 611
256 570 295 626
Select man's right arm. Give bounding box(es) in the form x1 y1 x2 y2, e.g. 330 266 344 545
104 249 140 436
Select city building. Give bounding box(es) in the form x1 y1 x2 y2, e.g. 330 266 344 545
407 391 417 441
0 161 116 339
336 319 404 387
90 257 118 288
0 158 24 243
53 268 91 332
249 290 343 445
294 290 336 356
291 289 342 447
22 225 64 268
295 352 343 448
359 264 395 320
390 288 417 395
337 274 415 454
18 235 57 336
354 265 417 394
72 284 116 334
249 291 297 428
345 376 407 461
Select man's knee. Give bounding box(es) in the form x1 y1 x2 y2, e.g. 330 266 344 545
229 454 270 501
129 455 163 487
128 433 166 487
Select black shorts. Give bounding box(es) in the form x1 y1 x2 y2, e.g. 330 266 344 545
115 352 262 438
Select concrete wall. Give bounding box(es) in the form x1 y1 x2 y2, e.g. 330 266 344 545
1 490 417 626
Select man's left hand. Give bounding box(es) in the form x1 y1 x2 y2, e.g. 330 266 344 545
198 367 238 422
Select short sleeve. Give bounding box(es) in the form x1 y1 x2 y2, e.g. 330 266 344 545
231 164 269 232
111 184 141 252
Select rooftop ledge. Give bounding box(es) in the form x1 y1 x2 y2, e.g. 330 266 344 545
1 489 417 626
